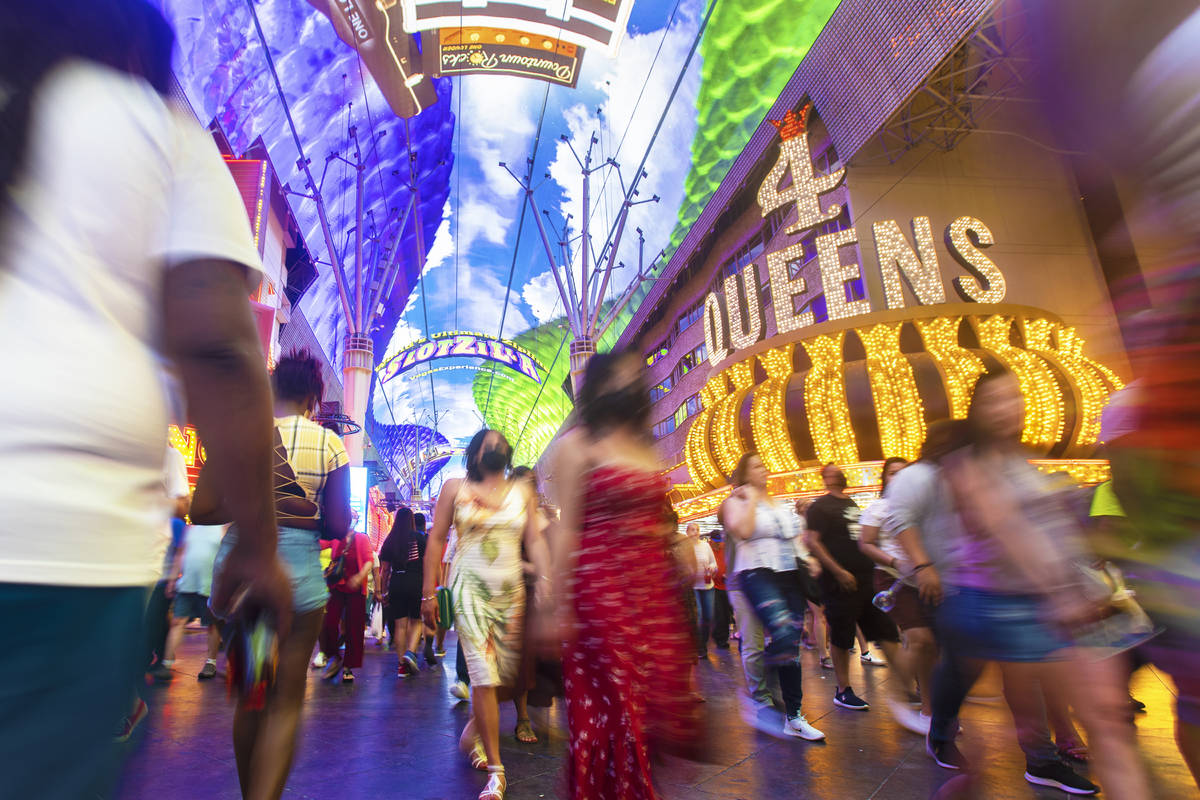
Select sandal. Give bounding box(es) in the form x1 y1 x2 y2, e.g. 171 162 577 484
514 718 538 744
479 766 506 800
1057 739 1089 763
459 723 488 771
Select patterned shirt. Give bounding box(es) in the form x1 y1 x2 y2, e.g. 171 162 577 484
275 415 349 510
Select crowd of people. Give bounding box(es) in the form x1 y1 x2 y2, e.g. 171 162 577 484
3 2 1199 800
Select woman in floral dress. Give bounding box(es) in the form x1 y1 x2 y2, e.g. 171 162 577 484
422 429 550 800
552 350 700 800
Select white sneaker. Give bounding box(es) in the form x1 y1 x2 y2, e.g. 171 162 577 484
784 714 826 741
860 650 885 666
311 652 327 669
450 681 470 701
886 697 930 735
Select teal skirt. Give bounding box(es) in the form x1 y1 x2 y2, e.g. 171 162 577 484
212 525 328 614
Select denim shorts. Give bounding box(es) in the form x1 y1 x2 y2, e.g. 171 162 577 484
935 585 1070 662
212 525 328 614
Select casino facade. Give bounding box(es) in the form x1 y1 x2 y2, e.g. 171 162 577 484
614 0 1136 521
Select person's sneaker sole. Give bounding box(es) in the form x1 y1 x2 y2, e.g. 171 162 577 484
834 697 869 711
926 738 963 770
1023 772 1098 795
402 653 419 673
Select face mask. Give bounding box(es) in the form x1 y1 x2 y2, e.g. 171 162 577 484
479 448 508 474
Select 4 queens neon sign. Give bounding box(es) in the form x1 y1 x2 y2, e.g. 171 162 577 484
377 332 544 385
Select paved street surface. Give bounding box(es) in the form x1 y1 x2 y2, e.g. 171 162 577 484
117 629 1194 799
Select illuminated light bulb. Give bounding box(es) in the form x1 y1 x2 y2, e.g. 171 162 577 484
859 322 925 461
873 217 946 310
802 333 858 464
684 377 728 489
1022 318 1118 448
711 361 755 476
724 267 766 350
704 292 730 367
974 315 1064 446
946 216 1006 303
767 241 816 334
816 228 871 321
914 316 985 419
751 345 802 472
759 104 846 235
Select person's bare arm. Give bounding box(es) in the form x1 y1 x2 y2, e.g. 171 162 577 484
857 524 897 570
721 489 757 541
523 486 553 604
806 525 856 591
162 259 290 630
896 526 942 604
421 479 459 628
550 434 585 602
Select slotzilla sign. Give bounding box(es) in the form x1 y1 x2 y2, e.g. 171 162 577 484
378 333 544 384
438 27 581 87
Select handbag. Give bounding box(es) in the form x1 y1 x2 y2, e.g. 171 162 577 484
324 532 355 587
436 585 454 628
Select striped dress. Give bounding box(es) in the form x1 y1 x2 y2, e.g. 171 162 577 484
450 485 527 687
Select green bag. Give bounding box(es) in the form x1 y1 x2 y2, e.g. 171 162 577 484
436 585 454 629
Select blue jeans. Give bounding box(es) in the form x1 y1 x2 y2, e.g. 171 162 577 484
694 587 716 653
735 569 806 717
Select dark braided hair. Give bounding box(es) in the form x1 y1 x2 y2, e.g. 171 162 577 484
272 350 326 410
1 1 174 229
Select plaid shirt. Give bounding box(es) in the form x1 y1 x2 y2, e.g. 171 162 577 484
275 415 349 509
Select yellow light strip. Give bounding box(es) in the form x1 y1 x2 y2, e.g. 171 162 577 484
752 345 802 472
1022 319 1121 448
975 315 1065 446
684 376 727 489
802 332 858 464
859 322 925 460
711 360 755 477
671 458 1112 521
914 316 985 418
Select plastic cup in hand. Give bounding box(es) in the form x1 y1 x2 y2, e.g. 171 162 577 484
873 578 903 612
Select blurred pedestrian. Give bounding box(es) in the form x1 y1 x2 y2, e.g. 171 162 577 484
689 523 718 658
198 350 352 800
805 465 905 714
0 3 291 797
317 525 372 683
722 453 824 741
553 350 704 798
858 457 938 732
380 507 426 678
421 430 550 800
908 370 1149 797
161 524 229 680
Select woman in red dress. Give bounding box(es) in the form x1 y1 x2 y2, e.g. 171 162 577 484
551 350 699 800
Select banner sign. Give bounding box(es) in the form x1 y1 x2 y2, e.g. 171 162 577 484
399 0 635 56
437 27 582 87
308 0 438 119
378 332 545 384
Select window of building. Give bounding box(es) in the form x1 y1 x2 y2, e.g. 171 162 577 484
649 374 674 403
645 343 668 367
676 300 704 336
676 341 707 380
652 417 677 439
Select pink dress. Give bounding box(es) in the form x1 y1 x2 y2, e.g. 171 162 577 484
563 466 696 800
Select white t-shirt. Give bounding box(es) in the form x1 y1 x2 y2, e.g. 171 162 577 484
859 497 910 578
0 62 263 587
692 538 716 590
